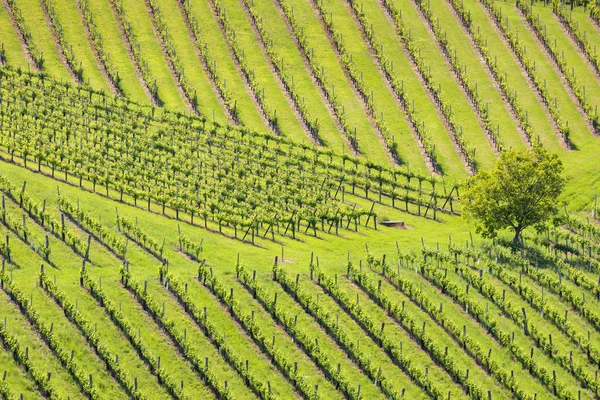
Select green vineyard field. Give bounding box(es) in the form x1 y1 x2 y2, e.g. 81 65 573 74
0 0 599 398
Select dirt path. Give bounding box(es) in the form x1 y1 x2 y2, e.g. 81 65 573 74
39 0 80 83
444 0 530 148
176 0 236 125
240 0 319 145
142 0 195 113
271 0 357 155
1 0 39 71
206 0 277 135
307 0 400 167
107 0 157 106
73 0 118 95
517 6 596 135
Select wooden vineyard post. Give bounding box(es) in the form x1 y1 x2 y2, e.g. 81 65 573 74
364 202 376 228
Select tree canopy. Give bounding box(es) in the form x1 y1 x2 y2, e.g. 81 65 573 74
462 145 567 245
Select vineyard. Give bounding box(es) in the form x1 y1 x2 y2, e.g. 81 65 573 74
0 0 600 398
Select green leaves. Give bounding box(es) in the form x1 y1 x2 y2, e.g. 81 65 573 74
463 145 566 244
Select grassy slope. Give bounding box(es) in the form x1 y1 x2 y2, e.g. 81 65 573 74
499 3 600 210
317 0 433 174
119 0 186 110
12 0 71 82
48 0 111 92
432 0 526 155
467 0 563 151
0 288 86 399
281 0 394 168
533 4 600 115
86 0 150 104
0 3 29 70
249 0 348 152
570 8 600 51
186 0 269 132
392 0 485 177
218 0 310 142
365 0 473 176
152 0 228 123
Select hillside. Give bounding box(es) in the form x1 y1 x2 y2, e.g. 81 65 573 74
0 0 600 398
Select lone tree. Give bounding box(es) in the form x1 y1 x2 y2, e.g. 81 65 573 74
463 145 566 246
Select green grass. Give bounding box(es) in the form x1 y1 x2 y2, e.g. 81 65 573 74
118 0 186 110
429 0 524 157
569 7 600 51
151 0 228 123
1 1 600 397
393 0 495 174
247 0 348 152
388 266 552 397
185 0 269 132
440 260 588 397
0 346 40 399
0 4 30 70
12 0 72 81
364 0 475 176
533 4 600 115
48 0 111 92
337 275 507 399
0 291 86 400
466 0 563 151
315 0 434 174
278 0 393 167
85 0 151 103
217 0 310 142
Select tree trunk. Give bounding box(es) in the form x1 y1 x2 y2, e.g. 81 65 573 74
512 226 522 247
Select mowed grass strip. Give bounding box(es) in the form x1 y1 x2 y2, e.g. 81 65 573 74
338 277 466 398
102 237 258 400
300 277 429 398
186 0 269 132
151 0 227 122
278 0 392 167
1 191 214 399
155 248 303 399
323 0 433 175
467 0 563 151
216 0 311 142
378 262 553 398
243 274 384 399
363 0 467 175
247 0 348 152
443 261 594 399
569 7 600 52
0 3 29 70
0 286 85 400
203 270 341 399
31 225 174 399
429 0 523 158
0 345 41 399
11 0 71 82
119 0 186 110
47 0 111 93
393 0 486 175
5 273 127 397
501 3 591 147
84 0 150 103
169 273 303 400
533 4 600 115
